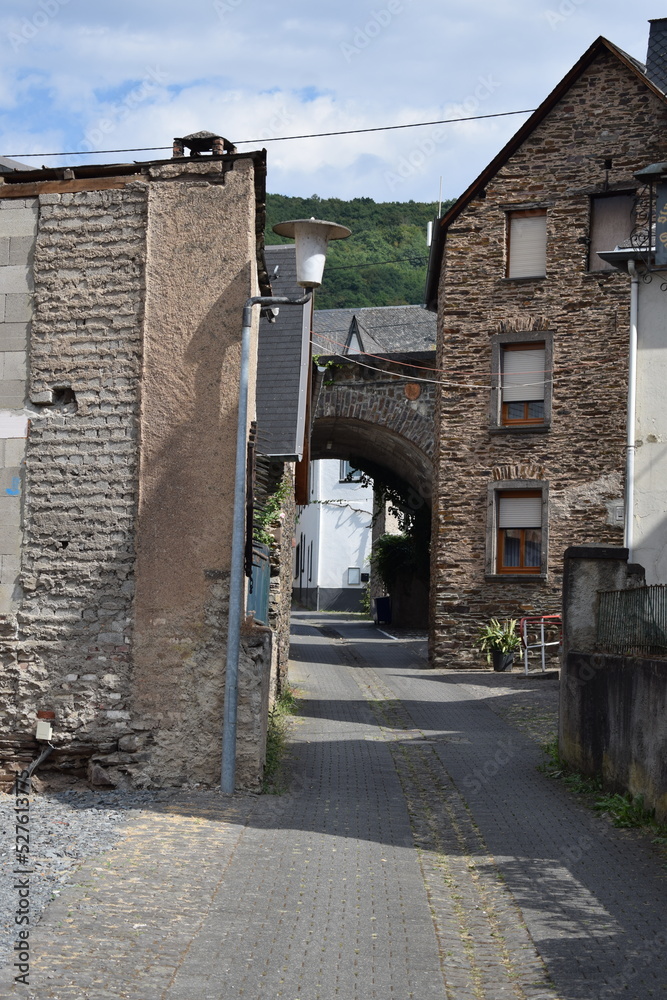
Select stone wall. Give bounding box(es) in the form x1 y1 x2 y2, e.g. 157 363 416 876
0 157 273 790
559 548 667 822
431 49 667 666
562 650 667 823
311 358 435 504
0 185 147 779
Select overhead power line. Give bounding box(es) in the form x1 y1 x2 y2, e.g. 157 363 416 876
325 255 428 271
5 107 537 159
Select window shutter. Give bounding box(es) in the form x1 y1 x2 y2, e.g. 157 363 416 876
508 213 547 278
498 495 542 528
589 194 635 271
501 347 545 402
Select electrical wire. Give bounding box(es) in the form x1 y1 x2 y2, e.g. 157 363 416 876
312 327 612 380
311 342 553 389
325 255 428 270
5 108 537 159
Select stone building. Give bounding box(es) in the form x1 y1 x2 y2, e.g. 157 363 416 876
0 138 280 788
425 22 667 667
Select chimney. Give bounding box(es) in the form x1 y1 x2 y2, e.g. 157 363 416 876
171 131 237 159
646 18 667 94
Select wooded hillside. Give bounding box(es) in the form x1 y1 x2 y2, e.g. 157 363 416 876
265 193 451 310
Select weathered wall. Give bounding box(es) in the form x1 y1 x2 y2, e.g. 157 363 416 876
432 49 667 666
562 651 667 823
237 626 272 786
0 198 35 615
0 184 147 782
132 159 260 787
0 157 271 790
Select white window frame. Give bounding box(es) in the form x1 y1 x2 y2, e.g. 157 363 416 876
340 460 363 482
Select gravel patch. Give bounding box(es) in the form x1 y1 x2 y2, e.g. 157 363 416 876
0 785 181 969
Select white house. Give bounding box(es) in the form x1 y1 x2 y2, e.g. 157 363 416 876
293 459 373 611
599 163 667 584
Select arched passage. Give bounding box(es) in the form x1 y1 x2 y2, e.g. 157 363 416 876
311 417 432 509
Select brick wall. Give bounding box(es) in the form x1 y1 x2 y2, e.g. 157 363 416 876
431 49 667 667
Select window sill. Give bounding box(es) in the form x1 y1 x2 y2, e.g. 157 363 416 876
499 276 546 284
485 573 547 583
489 425 550 435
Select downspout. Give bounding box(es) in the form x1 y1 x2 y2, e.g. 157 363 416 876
625 260 639 557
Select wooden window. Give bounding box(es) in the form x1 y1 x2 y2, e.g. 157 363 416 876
497 490 542 574
507 210 547 278
501 342 546 426
589 193 635 271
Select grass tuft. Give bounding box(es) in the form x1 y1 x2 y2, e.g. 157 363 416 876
262 685 299 793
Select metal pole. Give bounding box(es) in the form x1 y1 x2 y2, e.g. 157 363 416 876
221 293 311 795
625 261 639 558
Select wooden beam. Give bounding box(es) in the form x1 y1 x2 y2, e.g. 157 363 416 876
0 176 138 199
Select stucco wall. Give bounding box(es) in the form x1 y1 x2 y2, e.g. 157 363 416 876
432 49 667 666
562 651 667 823
132 159 260 787
633 270 667 584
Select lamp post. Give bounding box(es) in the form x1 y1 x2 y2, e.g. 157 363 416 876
221 218 351 794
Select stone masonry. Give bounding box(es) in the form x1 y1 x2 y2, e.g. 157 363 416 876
430 43 667 666
310 357 436 504
0 153 273 789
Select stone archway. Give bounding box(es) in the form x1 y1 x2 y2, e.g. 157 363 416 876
310 359 435 504
309 359 435 630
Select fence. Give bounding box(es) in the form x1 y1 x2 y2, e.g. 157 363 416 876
597 584 667 656
246 542 270 626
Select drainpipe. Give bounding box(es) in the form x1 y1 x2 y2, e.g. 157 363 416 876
625 260 639 557
221 293 311 796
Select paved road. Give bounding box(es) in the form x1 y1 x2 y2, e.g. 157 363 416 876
1 612 665 999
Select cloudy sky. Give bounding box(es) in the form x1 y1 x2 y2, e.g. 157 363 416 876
0 1 664 205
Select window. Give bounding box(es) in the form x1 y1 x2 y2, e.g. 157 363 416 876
490 332 552 432
340 460 362 482
496 491 542 574
486 481 548 578
507 209 547 278
589 193 635 271
347 567 361 586
501 343 545 426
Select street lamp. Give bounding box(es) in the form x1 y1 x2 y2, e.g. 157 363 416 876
221 218 351 794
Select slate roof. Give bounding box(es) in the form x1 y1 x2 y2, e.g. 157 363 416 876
256 245 311 460
312 305 437 357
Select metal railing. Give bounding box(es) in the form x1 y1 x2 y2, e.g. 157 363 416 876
597 584 667 656
518 615 562 674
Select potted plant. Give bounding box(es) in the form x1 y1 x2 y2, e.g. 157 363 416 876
476 618 522 671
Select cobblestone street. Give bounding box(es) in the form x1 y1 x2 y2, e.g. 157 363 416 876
1 612 666 999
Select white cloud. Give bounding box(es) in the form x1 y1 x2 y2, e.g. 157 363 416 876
0 0 662 199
